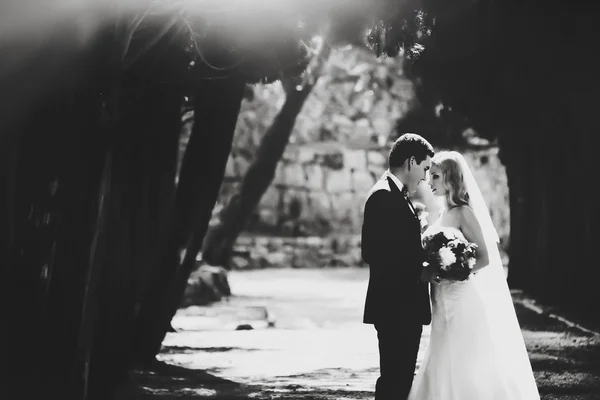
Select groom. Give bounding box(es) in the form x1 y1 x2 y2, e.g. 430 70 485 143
361 133 435 400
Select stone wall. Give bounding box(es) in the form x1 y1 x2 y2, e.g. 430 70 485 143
208 46 510 269
215 46 413 237
230 234 363 270
221 142 388 237
222 147 509 269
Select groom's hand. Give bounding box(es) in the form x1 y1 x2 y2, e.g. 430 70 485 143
420 265 441 283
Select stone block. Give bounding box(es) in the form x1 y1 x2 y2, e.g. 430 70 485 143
259 186 281 209
304 164 324 190
325 169 353 193
297 145 317 164
343 149 368 171
329 192 359 226
180 264 231 307
281 146 299 163
367 150 387 167
352 170 375 191
315 152 344 170
257 209 278 227
279 162 305 187
305 191 331 219
224 155 236 178
234 155 251 176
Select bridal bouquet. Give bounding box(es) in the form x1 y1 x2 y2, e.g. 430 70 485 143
422 227 477 281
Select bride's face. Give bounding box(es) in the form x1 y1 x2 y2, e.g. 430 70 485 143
429 166 447 197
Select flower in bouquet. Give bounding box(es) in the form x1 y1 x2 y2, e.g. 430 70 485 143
412 201 429 230
422 226 477 281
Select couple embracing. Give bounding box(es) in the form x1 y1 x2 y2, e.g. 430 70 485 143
361 133 540 400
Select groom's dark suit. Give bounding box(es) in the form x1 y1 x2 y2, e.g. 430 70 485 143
361 175 431 400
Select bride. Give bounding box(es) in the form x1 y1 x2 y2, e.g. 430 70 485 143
408 151 540 400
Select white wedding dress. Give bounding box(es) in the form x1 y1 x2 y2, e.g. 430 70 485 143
407 216 540 400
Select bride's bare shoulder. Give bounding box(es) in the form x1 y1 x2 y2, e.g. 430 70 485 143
452 205 479 227
439 207 460 227
456 204 475 216
446 205 476 224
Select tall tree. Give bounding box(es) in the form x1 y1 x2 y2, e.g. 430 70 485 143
0 4 316 397
132 73 246 364
201 37 332 267
130 11 315 364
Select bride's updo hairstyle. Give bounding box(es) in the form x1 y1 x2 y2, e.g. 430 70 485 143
431 151 470 209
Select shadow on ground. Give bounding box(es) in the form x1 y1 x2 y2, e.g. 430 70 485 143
127 361 252 399
515 305 600 400
122 304 600 400
125 360 373 400
160 346 264 354
120 269 600 400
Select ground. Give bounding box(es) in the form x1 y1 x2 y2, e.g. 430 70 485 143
120 268 600 400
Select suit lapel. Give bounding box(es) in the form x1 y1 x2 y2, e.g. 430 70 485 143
386 177 418 220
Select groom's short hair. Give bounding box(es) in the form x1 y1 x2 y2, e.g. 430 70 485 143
388 133 434 169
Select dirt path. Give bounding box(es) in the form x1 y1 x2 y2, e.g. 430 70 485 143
121 268 600 400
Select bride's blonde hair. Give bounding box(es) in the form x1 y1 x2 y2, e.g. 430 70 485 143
431 151 470 209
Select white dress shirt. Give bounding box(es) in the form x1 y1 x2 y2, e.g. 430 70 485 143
384 169 405 193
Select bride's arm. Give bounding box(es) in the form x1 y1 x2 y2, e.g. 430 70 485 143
459 206 489 273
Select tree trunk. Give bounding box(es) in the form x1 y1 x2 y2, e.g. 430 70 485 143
0 136 18 263
73 151 112 400
4 104 63 393
87 85 184 399
132 75 246 364
1 89 109 398
202 41 332 268
50 105 112 399
83 17 189 396
504 94 600 320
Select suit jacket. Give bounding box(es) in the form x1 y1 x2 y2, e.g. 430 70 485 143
361 176 431 326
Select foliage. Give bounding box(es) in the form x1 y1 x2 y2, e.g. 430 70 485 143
366 0 600 316
366 1 600 143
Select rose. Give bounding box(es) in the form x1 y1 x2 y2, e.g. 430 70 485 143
418 211 429 229
412 202 429 230
413 201 426 214
438 247 456 270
